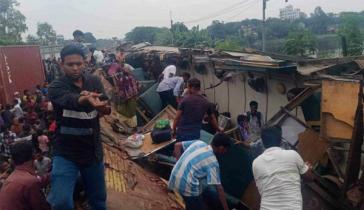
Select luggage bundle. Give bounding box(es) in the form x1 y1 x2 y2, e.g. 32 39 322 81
151 119 172 144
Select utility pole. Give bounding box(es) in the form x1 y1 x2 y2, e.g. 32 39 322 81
170 11 174 45
263 0 288 52
262 0 267 52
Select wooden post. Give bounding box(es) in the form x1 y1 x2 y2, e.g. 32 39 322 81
342 80 363 198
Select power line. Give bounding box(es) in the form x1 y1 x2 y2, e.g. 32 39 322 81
225 0 261 22
115 0 169 12
183 0 251 24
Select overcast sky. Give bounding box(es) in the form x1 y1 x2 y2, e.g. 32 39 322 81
17 0 364 40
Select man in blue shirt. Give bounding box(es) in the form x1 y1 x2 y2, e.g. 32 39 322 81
169 132 231 210
157 72 190 109
66 30 87 60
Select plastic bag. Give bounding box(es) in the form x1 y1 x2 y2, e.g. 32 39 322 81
123 134 144 148
155 119 170 130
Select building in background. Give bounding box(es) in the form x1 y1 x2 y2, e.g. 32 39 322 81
56 35 64 45
279 5 301 20
40 45 63 60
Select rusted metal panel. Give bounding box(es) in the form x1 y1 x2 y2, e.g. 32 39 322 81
0 45 45 104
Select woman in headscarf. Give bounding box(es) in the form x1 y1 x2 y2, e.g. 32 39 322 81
114 61 143 130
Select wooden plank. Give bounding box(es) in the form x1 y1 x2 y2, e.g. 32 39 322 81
297 129 329 166
136 106 149 123
327 149 344 180
138 105 177 134
321 80 361 139
303 183 343 210
140 133 175 155
343 80 364 198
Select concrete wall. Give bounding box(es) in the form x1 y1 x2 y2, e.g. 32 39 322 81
184 64 305 126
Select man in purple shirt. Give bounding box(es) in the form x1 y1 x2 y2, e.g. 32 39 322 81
0 140 51 210
172 78 223 142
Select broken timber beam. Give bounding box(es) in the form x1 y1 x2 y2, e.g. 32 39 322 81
342 80 364 198
327 148 344 180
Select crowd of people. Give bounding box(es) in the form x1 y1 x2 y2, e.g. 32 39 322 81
155 58 315 210
0 28 315 210
0 30 110 210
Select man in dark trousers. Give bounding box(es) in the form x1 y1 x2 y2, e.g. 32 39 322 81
157 72 190 109
172 78 223 142
47 45 110 210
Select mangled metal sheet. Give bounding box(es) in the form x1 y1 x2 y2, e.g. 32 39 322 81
103 144 183 210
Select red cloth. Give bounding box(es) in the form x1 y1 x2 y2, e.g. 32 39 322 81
25 112 38 126
0 165 51 210
117 67 140 99
49 120 56 132
25 101 35 108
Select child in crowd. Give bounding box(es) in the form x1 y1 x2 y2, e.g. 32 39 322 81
237 114 250 140
37 129 50 157
34 149 51 178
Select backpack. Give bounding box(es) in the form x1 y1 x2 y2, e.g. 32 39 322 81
247 111 262 128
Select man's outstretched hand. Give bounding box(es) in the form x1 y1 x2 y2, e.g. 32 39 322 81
86 93 110 115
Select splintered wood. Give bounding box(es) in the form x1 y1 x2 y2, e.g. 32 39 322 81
103 144 183 210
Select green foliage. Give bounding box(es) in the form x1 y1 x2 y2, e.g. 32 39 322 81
125 26 163 44
26 34 40 45
338 13 364 56
96 39 114 49
0 0 28 43
215 38 244 51
172 22 188 33
283 30 317 57
36 22 56 46
154 28 172 46
84 32 96 43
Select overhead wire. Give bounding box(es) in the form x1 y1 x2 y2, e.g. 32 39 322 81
183 0 250 23
183 0 257 24
225 0 261 22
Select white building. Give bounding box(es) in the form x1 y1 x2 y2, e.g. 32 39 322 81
279 5 301 20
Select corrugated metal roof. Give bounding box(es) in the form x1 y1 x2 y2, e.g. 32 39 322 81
297 64 335 75
0 46 45 104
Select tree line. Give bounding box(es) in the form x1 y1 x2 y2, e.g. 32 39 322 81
0 0 114 48
125 7 364 57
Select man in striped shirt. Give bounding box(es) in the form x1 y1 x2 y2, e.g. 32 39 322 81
168 133 231 210
47 45 110 210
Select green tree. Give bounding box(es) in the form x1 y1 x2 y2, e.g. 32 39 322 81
283 30 317 57
36 22 56 46
26 34 40 45
155 28 172 46
172 22 188 33
125 26 162 44
215 37 244 51
309 7 330 35
0 0 28 43
84 32 96 43
96 39 114 49
338 13 364 56
266 18 291 39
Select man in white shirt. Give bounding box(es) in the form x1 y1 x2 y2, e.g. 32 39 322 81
14 92 21 105
90 47 104 64
252 126 314 210
11 99 23 119
159 59 177 82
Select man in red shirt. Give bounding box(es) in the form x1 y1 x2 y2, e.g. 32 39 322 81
0 140 51 210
